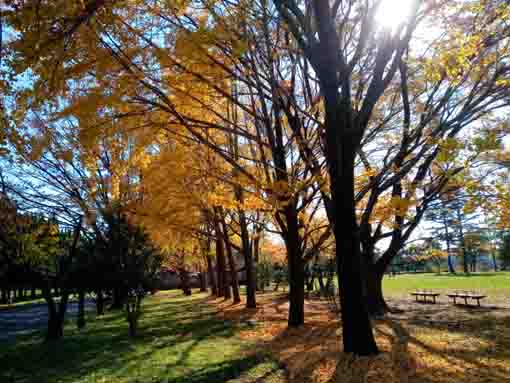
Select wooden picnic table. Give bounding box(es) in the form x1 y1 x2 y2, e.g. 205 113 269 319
447 291 487 306
410 291 440 304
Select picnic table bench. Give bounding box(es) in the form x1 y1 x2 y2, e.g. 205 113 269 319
410 290 440 304
447 291 487 306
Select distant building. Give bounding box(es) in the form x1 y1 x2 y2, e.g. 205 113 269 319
156 251 247 290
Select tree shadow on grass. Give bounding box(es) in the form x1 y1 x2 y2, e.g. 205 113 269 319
215 292 510 383
216 293 339 382
170 354 274 383
0 292 269 383
371 314 510 383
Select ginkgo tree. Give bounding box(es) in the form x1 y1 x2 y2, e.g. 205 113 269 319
273 0 510 355
3 0 327 328
153 0 334 324
1 103 167 337
4 0 510 357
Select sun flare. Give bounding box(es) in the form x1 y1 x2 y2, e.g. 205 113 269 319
375 0 414 29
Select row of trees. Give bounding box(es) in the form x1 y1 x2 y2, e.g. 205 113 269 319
421 192 505 273
2 0 510 356
0 176 163 339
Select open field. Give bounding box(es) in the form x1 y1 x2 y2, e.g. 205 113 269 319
383 272 510 303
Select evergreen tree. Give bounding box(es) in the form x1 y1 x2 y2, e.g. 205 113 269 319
499 233 510 270
425 193 478 273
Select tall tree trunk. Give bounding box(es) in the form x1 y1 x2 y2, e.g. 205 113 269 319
221 217 241 303
43 286 69 341
456 208 469 274
363 241 404 318
206 254 218 296
253 232 261 263
287 250 304 326
239 211 256 308
447 255 455 273
253 232 261 291
365 266 389 317
126 295 142 337
77 288 86 329
225 234 241 303
336 220 378 355
492 253 498 272
323 82 378 354
96 289 104 316
305 266 313 292
285 206 305 327
317 269 325 291
364 245 405 319
46 303 61 340
224 282 232 300
199 272 207 292
179 268 192 296
31 286 36 299
309 274 315 292
214 219 227 298
110 287 125 310
443 214 456 273
229 120 256 307
463 252 469 274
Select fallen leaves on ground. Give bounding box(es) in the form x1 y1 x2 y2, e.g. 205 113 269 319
208 291 510 383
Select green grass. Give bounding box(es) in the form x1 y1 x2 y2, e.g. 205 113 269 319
383 271 510 298
0 291 284 383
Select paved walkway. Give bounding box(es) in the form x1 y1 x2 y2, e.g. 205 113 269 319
0 300 94 341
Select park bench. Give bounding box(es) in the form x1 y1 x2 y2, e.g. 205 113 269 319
447 291 487 306
410 290 440 304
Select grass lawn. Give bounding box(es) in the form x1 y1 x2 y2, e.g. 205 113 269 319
0 291 285 383
383 271 510 299
2 276 510 383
